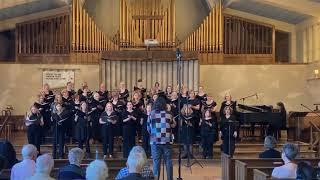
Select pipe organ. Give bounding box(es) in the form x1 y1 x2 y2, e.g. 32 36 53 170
14 0 277 64
223 15 274 55
72 0 118 52
119 0 176 48
16 13 70 55
179 0 223 53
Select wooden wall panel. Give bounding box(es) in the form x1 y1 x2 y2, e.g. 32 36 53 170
101 60 199 94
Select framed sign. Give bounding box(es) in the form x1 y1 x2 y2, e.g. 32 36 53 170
42 69 75 89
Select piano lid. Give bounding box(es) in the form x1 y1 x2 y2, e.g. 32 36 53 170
237 104 268 113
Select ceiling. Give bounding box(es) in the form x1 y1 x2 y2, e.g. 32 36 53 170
223 0 320 24
0 0 69 21
227 0 312 24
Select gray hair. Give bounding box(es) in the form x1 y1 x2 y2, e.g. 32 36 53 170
282 143 299 161
68 148 84 165
35 154 54 174
21 144 37 160
264 136 277 149
86 160 108 180
129 146 147 161
127 146 147 172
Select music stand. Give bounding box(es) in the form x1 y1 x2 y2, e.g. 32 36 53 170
288 112 308 141
225 119 239 157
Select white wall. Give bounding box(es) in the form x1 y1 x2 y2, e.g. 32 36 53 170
200 64 313 111
0 64 99 115
296 17 320 63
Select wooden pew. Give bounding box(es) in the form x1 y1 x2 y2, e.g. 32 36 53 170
235 159 320 180
221 153 320 180
253 169 271 180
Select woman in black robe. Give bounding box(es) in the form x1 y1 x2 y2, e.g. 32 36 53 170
188 90 201 138
132 91 144 141
42 83 55 104
219 93 237 117
122 101 138 158
196 86 207 104
119 82 129 103
100 102 118 159
74 102 90 153
134 79 146 99
111 92 125 137
98 83 109 107
25 105 44 153
181 104 195 159
140 104 152 157
88 93 104 142
51 103 71 158
200 109 218 159
34 95 51 142
220 106 237 156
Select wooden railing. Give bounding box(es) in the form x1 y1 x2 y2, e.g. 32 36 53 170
223 15 274 55
16 13 70 55
310 121 320 157
0 108 12 141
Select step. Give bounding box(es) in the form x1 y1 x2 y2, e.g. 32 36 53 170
13 141 311 155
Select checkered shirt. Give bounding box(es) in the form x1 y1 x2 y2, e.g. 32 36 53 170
115 166 153 179
147 110 172 145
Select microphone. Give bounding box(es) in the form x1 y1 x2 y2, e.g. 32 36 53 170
256 93 258 99
176 48 181 59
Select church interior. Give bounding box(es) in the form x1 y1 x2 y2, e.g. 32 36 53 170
1 0 320 179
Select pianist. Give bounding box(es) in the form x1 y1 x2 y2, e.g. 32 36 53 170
259 136 281 159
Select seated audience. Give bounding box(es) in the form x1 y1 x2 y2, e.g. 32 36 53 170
115 146 153 179
58 148 85 180
28 154 54 180
0 140 18 168
296 161 314 180
11 144 38 180
271 143 299 179
0 155 8 180
119 146 147 180
86 160 108 180
259 136 281 159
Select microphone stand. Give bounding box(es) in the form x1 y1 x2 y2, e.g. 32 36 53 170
176 49 182 180
239 93 257 104
183 52 203 172
53 113 58 159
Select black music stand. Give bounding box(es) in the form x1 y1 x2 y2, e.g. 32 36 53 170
225 119 239 157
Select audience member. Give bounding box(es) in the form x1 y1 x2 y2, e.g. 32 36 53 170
115 146 153 179
0 140 18 168
85 160 108 180
271 143 299 179
58 148 85 180
296 161 314 180
28 154 54 180
119 146 147 180
0 155 8 180
11 144 38 180
259 136 281 158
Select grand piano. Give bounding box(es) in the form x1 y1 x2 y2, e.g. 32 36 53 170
237 104 282 138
